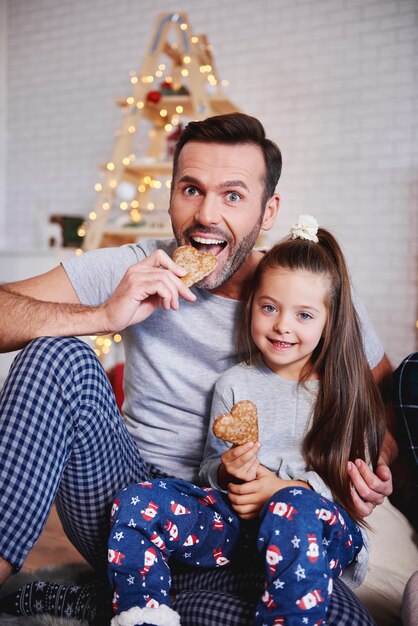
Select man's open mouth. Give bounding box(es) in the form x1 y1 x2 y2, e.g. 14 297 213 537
190 236 228 257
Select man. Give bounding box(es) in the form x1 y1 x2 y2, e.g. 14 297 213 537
393 352 418 520
0 113 394 625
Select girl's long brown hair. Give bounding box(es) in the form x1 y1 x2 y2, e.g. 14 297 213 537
241 228 386 525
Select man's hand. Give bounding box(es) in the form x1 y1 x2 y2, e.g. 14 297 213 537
101 249 196 332
228 466 310 519
348 458 393 517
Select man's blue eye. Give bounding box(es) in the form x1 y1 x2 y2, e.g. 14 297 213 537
227 192 240 202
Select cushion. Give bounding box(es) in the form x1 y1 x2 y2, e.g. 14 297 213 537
353 497 418 626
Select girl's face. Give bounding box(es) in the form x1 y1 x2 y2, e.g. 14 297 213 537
250 267 329 379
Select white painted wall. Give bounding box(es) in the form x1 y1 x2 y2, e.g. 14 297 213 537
0 0 7 248
2 0 418 367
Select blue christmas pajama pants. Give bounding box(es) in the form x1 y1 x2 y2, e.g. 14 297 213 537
0 337 375 626
109 478 363 625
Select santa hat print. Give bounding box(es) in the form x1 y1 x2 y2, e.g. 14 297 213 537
183 534 199 546
170 501 191 515
141 500 159 521
266 544 283 575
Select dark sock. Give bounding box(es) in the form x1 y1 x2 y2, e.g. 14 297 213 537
0 580 112 625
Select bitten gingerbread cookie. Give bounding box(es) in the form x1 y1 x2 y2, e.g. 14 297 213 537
173 245 218 287
212 400 259 445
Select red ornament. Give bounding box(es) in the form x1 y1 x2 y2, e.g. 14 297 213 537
160 80 172 92
146 90 161 104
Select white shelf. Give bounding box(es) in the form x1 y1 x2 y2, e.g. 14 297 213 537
0 248 76 283
101 227 173 237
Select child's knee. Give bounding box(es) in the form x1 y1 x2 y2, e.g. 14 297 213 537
111 480 174 524
259 486 328 540
265 485 322 515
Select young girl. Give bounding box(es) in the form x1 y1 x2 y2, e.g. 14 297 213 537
108 215 385 626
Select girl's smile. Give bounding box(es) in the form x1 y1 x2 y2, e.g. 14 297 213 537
250 267 329 379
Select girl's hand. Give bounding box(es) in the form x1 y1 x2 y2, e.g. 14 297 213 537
227 466 310 519
218 442 261 486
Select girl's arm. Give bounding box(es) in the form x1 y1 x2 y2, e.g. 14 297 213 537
228 466 311 520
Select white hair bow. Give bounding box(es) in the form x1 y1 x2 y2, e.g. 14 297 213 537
290 214 319 243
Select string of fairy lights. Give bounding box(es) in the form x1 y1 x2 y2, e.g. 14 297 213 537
74 13 231 359
89 333 123 359
75 23 230 255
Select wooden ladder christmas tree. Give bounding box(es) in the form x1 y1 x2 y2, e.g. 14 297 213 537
82 11 240 251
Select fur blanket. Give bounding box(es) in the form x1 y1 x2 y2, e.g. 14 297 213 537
0 564 95 626
0 616 85 626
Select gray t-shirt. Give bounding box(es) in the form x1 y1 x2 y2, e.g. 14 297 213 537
62 238 384 484
200 361 331 498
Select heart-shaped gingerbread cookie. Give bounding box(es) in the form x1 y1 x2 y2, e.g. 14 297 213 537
213 400 259 445
173 245 218 287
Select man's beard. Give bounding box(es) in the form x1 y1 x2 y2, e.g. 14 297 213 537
172 215 263 290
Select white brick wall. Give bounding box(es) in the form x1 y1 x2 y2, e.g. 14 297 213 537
2 0 418 366
0 0 7 248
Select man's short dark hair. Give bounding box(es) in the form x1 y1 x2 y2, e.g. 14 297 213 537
172 113 282 208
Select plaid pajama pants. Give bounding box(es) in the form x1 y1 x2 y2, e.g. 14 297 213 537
0 337 376 626
393 352 418 499
393 352 418 531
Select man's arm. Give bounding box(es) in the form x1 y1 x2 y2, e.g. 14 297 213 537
372 353 398 464
0 251 195 353
348 353 397 516
0 265 90 352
